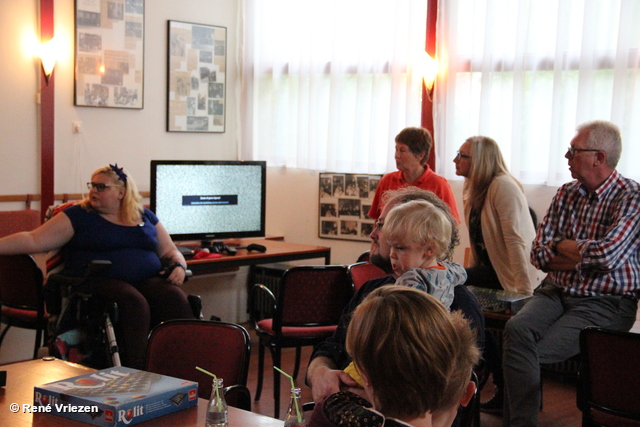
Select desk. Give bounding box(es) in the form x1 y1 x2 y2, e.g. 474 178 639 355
0 358 282 427
184 238 332 275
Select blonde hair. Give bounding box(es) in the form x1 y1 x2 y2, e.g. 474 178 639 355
383 199 452 261
346 286 480 419
381 187 459 260
463 136 523 211
80 165 144 224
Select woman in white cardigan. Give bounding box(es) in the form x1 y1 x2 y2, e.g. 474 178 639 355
454 136 539 295
453 135 540 413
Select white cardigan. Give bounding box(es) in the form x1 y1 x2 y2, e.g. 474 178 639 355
464 174 539 295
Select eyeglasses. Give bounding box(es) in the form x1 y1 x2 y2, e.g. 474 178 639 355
566 146 601 159
455 151 472 160
87 182 120 192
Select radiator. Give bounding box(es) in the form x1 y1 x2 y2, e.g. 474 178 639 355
248 263 293 318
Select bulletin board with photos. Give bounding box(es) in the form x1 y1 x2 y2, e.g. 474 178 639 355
167 20 227 132
318 173 383 242
74 0 145 109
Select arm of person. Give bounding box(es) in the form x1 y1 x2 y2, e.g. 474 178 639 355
435 180 460 222
155 221 187 286
531 188 568 271
306 356 359 403
489 178 537 292
575 190 640 272
0 212 73 255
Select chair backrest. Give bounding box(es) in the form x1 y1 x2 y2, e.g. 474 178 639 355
146 319 251 400
0 254 44 312
0 209 40 238
356 251 370 263
275 265 353 330
348 261 386 291
578 326 640 426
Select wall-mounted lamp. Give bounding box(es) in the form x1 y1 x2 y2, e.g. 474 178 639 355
39 37 57 85
420 52 438 102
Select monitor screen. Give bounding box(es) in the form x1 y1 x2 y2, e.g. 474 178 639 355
150 160 266 242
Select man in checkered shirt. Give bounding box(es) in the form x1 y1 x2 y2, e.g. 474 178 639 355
502 120 640 427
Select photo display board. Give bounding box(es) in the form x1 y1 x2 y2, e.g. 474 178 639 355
167 20 227 132
318 172 382 242
74 0 145 109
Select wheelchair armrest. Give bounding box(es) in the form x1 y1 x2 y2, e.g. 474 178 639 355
44 260 113 315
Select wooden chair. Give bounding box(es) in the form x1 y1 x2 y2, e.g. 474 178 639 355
145 319 252 410
0 254 48 359
356 250 370 263
347 261 386 291
251 265 353 418
577 326 640 426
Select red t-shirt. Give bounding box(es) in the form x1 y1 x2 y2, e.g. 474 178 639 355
367 167 459 221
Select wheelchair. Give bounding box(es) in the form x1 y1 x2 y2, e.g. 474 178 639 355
44 261 201 370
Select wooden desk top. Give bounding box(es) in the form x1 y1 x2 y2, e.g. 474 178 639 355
0 358 282 427
182 238 332 274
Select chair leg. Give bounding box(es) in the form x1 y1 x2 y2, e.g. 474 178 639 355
273 345 282 419
292 346 302 380
33 325 45 359
0 324 11 349
255 342 265 401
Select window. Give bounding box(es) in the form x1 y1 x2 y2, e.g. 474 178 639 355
436 0 640 186
239 0 428 173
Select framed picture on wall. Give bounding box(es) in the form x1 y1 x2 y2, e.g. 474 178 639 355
319 172 383 242
74 0 145 109
166 20 227 133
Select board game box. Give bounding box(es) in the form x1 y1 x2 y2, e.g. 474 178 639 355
33 366 198 427
468 285 533 315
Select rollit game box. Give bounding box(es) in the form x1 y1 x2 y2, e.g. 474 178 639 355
468 285 533 315
33 366 198 427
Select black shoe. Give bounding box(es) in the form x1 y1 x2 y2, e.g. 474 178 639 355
480 387 503 414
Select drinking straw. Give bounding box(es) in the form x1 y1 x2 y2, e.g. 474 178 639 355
274 366 302 422
196 366 222 411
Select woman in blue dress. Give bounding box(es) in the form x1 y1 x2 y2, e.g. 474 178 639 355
0 164 194 368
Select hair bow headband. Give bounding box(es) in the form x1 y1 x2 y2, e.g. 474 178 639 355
109 163 128 183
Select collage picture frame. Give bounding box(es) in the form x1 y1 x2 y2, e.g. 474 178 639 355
166 20 227 133
74 0 145 109
318 172 383 242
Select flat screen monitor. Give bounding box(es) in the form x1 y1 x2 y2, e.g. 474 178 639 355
150 160 266 242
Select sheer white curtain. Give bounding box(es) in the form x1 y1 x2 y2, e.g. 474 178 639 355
238 0 427 173
435 0 640 186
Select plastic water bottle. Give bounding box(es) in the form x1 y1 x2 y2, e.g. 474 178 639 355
283 387 306 426
206 378 228 427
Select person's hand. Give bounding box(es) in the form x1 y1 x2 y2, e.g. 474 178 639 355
309 365 359 403
159 263 186 286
